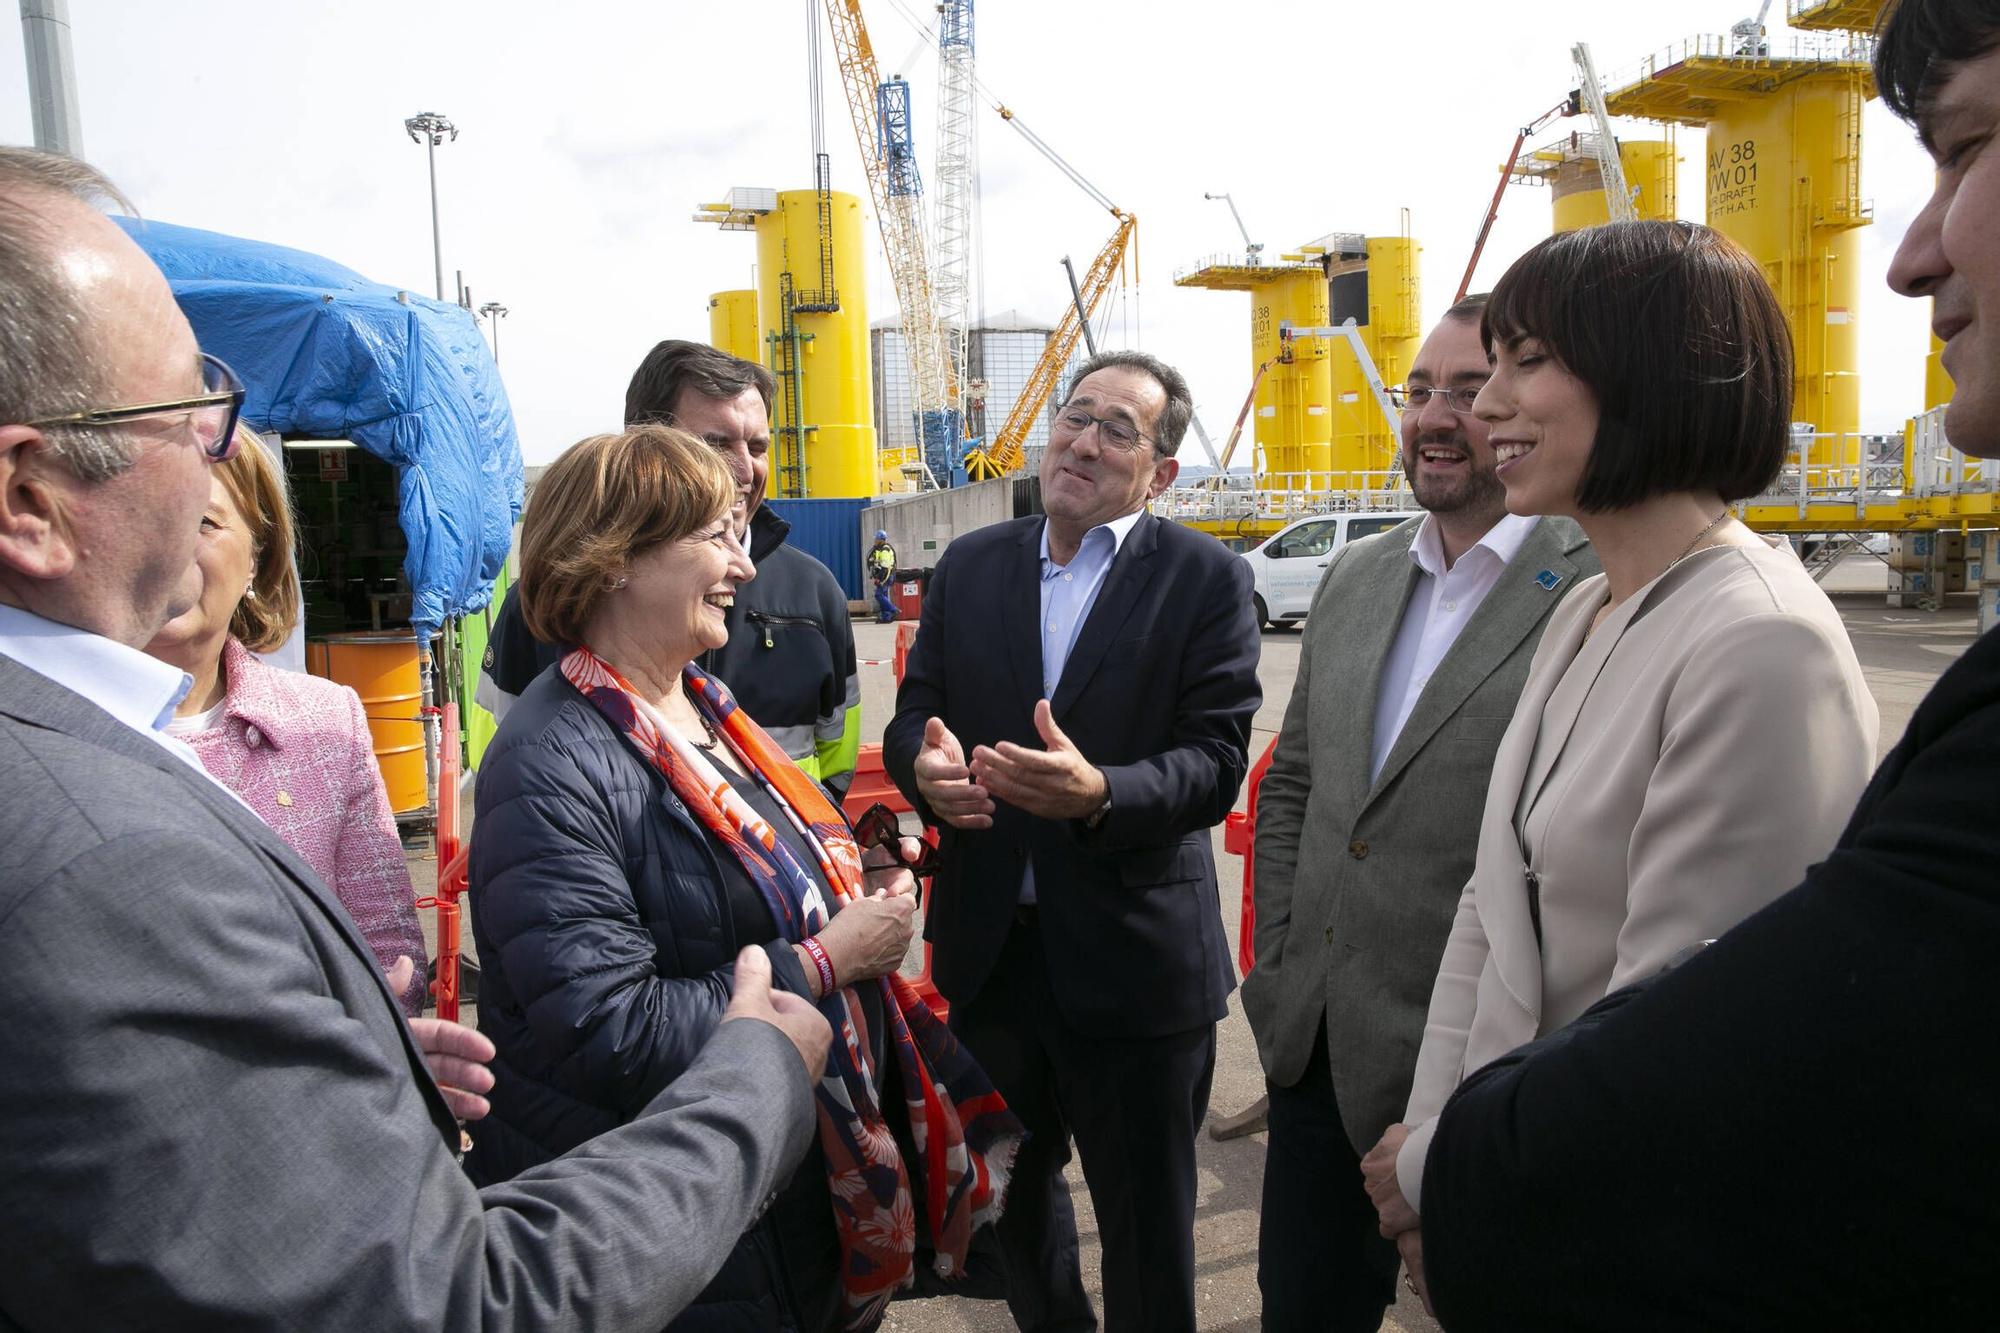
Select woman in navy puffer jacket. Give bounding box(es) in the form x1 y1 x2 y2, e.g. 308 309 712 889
466 428 919 1332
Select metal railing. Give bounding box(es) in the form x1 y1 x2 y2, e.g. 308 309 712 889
1171 251 1319 284
1604 29 1869 95
1152 471 1415 527
1741 413 1989 518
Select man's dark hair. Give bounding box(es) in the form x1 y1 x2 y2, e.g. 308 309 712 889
1442 292 1490 323
1063 349 1193 458
1874 0 2000 125
1482 220 1792 512
623 339 776 427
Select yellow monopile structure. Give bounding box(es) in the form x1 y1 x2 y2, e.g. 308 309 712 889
1515 136 1680 232
1604 35 1872 476
1175 232 1418 498
1330 236 1420 479
693 188 877 499
1173 253 1328 493
707 289 761 365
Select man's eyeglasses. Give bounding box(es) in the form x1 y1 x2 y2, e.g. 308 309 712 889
28 352 246 463
1387 384 1483 415
1051 404 1153 453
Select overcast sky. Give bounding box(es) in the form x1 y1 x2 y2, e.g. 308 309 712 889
2 0 1938 466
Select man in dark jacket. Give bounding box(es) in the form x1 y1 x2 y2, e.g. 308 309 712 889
886 350 1261 1332
1413 4 2000 1325
478 341 860 795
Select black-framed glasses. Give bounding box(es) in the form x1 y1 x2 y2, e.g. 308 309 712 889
1051 404 1153 453
1387 384 1483 415
28 352 246 463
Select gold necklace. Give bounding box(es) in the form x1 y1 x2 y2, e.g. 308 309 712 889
1667 510 1731 573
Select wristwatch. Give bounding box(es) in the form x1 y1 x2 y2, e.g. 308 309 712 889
1084 790 1113 831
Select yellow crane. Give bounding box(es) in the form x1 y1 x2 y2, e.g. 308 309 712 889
964 205 1136 480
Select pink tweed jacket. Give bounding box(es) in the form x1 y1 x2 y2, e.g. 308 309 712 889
180 636 428 1014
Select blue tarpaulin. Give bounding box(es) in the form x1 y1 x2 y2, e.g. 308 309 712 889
118 217 523 637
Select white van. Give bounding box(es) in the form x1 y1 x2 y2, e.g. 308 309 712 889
1241 510 1423 628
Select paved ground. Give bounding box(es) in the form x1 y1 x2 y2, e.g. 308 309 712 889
419 557 1980 1333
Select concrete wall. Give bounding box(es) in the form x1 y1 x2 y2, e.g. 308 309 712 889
862 477 1018 572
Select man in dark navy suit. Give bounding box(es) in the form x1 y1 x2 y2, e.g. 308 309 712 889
885 350 1261 1332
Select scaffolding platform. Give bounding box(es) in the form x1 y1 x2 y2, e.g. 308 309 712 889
1600 33 1874 125
1787 0 1885 36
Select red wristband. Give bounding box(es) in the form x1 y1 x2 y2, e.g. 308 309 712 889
800 936 837 996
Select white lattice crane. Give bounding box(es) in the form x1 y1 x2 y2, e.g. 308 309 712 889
822 0 961 486
933 1 979 449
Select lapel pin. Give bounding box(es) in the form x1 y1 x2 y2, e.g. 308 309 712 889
1535 569 1564 591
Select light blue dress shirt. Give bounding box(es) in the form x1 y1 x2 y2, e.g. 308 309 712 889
0 602 212 781
1019 508 1145 903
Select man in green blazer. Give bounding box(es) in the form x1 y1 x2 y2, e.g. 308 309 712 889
1240 296 1597 1332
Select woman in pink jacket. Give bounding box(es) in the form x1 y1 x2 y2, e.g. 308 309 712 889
147 427 428 1014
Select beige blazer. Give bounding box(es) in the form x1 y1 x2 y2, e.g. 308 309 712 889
1396 538 1878 1210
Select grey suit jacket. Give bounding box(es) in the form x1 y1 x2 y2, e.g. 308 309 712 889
1239 516 1596 1154
0 652 814 1331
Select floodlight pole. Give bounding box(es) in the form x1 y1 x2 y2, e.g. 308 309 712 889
478 301 509 365
404 112 457 301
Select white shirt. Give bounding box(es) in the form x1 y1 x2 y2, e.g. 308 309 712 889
0 603 217 784
1369 513 1540 783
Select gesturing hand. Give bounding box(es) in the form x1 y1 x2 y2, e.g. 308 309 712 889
724 946 832 1082
968 699 1108 822
913 716 995 829
1361 1122 1420 1237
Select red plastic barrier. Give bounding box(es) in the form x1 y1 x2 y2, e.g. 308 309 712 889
1225 737 1281 978
845 624 945 1016
416 702 467 1021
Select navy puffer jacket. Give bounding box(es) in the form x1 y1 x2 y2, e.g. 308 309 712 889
465 666 823 1330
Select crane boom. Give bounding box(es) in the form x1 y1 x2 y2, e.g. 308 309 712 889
964 211 1137 480
1572 42 1638 224
1455 97 1574 302
822 0 958 481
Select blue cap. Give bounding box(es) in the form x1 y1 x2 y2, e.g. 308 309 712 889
875 530 889 540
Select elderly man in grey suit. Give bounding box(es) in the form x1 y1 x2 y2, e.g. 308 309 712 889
1239 295 1597 1332
0 145 830 1330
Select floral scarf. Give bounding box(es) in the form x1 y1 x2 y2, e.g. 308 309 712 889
561 647 1020 1330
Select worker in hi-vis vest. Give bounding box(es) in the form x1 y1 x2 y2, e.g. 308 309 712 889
869 531 899 624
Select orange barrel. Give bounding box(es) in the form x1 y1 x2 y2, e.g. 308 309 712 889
306 630 428 814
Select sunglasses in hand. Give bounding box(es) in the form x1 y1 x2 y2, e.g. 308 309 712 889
851 803 942 880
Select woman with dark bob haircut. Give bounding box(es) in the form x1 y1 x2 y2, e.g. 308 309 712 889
467 425 1020 1331
1363 220 1880 1284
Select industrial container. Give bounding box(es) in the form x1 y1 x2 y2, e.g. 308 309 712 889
764 496 868 600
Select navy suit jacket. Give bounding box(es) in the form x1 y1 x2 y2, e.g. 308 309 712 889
884 512 1261 1039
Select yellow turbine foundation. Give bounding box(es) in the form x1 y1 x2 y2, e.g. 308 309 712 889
707 289 761 365
1328 236 1419 480
751 190 877 499
1607 49 1872 477
1545 140 1680 232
